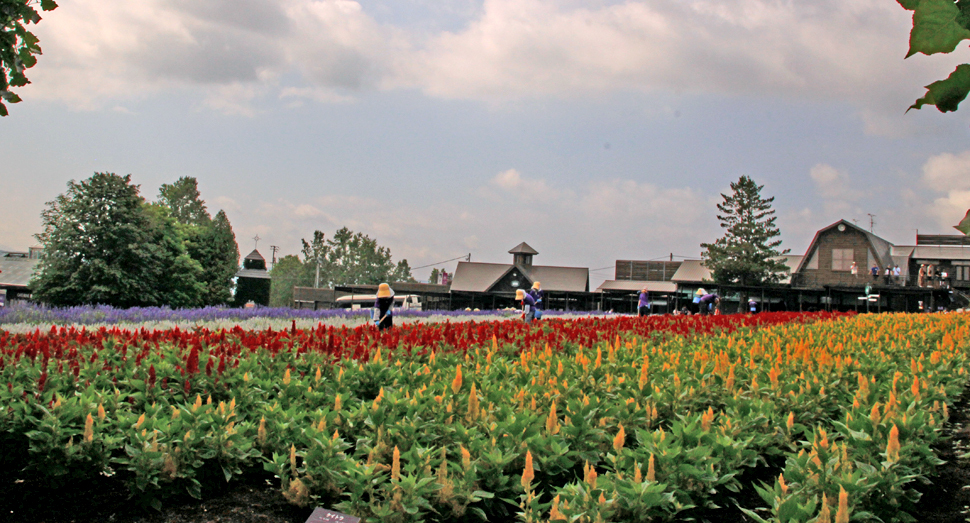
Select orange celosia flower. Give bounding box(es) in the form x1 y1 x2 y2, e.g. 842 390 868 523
289 444 297 475
391 445 401 481
97 403 106 421
835 485 849 523
83 413 94 443
584 461 597 489
886 424 900 462
451 365 463 394
549 494 566 521
461 445 471 471
646 454 656 481
613 424 626 452
283 368 291 386
467 382 480 420
633 461 642 483
521 450 535 490
778 473 788 495
786 411 795 432
817 492 832 523
546 401 560 435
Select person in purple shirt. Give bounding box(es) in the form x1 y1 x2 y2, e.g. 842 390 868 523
528 281 544 319
516 289 536 323
637 288 650 317
699 293 719 315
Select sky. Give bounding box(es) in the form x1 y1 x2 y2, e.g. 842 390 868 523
4 0 970 289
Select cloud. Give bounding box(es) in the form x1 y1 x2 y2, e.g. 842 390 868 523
23 0 970 124
490 168 563 202
919 151 970 228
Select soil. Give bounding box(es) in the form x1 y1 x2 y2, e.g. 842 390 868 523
5 390 970 523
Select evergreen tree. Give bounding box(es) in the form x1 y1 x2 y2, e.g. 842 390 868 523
429 267 440 284
700 176 790 288
31 172 204 307
204 210 240 304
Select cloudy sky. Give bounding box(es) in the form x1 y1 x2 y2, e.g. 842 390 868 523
4 0 970 288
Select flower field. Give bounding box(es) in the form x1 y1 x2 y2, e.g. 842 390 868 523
1 311 967 522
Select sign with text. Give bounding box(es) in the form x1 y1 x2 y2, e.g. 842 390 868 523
306 507 360 523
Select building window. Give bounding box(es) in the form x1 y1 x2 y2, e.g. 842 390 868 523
831 248 854 271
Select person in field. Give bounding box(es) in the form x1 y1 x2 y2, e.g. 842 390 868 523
529 281 544 319
374 283 395 331
638 288 650 317
516 289 536 323
698 293 719 315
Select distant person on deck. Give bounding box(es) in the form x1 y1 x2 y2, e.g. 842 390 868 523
638 288 650 317
918 264 927 287
850 261 858 280
516 289 536 323
374 283 395 331
870 264 879 282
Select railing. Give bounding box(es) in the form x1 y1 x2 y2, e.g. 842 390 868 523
790 272 963 289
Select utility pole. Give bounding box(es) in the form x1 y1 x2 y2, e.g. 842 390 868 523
867 214 876 233
270 245 279 267
466 253 471 262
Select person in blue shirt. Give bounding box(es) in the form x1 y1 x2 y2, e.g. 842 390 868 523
516 289 536 323
748 299 757 314
373 283 395 331
637 288 650 317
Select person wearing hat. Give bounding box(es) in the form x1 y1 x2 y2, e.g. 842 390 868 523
373 283 395 331
528 281 544 319
637 288 650 317
516 289 536 323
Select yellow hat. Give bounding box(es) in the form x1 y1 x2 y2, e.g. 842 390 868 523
377 283 393 298
515 289 525 300
532 281 541 289
695 288 707 296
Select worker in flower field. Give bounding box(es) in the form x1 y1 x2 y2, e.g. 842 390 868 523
637 288 650 317
698 293 719 315
529 281 544 319
516 288 536 323
374 283 395 331
748 298 758 314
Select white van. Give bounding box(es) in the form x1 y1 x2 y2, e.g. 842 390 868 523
335 294 423 311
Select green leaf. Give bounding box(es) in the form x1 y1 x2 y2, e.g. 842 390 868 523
40 0 59 11
954 209 970 234
909 63 970 112
907 0 970 57
899 0 922 11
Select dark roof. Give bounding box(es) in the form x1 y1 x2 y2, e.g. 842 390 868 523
596 280 678 293
0 257 40 288
244 249 265 261
508 242 538 255
451 262 515 292
917 234 970 246
451 261 588 293
236 268 271 279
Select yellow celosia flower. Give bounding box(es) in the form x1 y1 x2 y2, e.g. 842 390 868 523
521 450 535 490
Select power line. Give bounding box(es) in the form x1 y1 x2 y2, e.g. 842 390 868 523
412 254 471 270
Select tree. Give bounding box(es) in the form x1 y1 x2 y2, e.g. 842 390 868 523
156 179 239 305
287 227 414 290
429 267 440 284
700 176 790 290
32 172 204 307
268 254 313 307
899 0 970 112
1 0 58 116
158 177 210 226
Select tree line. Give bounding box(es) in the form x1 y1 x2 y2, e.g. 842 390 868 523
268 229 415 307
31 174 240 308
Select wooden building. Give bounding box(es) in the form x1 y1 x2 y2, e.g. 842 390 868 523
234 249 271 307
449 242 593 310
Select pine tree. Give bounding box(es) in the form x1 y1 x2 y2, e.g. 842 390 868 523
700 176 790 287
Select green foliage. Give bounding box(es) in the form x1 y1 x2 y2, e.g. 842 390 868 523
900 0 970 112
700 176 790 287
31 173 206 307
270 227 415 296
268 254 313 307
157 177 210 226
0 0 57 116
955 209 970 234
156 178 240 306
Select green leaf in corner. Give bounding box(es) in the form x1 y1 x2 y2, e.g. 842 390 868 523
899 0 922 11
909 63 970 112
40 0 58 11
908 0 970 57
955 209 970 235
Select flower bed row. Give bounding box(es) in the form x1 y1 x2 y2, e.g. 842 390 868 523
1 311 963 523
